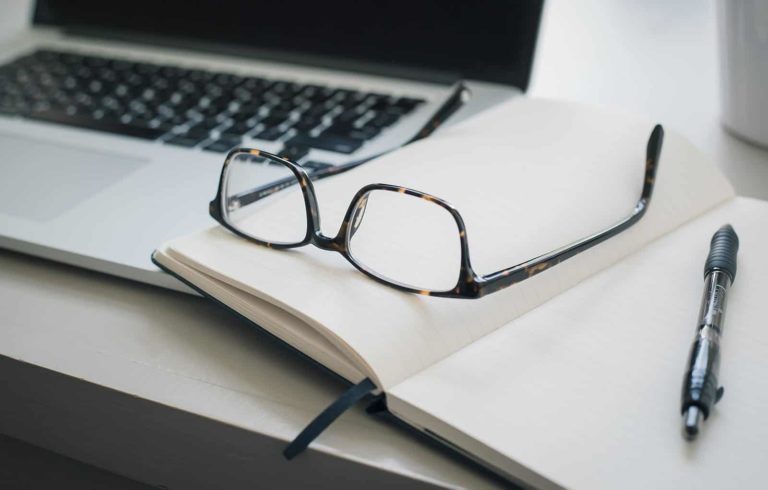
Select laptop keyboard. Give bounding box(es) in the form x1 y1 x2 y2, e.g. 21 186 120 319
0 49 425 161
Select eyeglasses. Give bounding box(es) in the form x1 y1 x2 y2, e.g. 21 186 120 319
210 117 663 299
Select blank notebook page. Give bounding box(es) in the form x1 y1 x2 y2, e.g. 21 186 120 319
389 197 768 489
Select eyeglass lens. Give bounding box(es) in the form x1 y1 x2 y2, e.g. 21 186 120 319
223 153 308 245
347 189 461 292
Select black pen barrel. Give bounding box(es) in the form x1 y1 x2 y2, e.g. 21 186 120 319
681 320 722 418
680 225 739 441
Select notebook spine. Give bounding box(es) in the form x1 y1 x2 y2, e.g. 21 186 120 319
151 252 352 387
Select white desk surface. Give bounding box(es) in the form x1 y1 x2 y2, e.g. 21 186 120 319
532 0 768 199
2 1 768 489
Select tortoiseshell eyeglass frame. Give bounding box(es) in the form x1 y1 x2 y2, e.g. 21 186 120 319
210 125 664 299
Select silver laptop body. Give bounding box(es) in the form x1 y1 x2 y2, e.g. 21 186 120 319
0 0 542 291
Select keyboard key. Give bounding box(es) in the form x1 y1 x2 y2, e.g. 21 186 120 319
363 94 391 110
329 88 356 99
185 126 211 139
148 119 175 133
203 136 241 153
301 85 333 104
278 145 309 162
333 97 364 111
293 116 322 132
394 96 425 113
270 99 299 114
228 110 257 123
225 120 259 135
286 133 362 154
240 75 270 87
326 125 380 141
189 119 222 132
265 109 293 121
253 126 287 141
271 81 302 96
237 101 266 115
124 113 153 128
333 108 364 124
166 134 206 147
259 115 289 128
303 104 332 118
368 112 400 128
164 114 189 127
324 122 380 141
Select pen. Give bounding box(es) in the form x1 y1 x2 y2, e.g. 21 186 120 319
681 224 739 441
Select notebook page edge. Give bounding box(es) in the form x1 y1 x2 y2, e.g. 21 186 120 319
154 245 367 384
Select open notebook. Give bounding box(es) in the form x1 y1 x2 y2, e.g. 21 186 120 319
153 98 768 489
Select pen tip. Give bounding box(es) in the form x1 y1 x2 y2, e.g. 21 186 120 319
682 406 701 441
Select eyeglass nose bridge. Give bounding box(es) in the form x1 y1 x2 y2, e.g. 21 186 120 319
307 186 375 256
311 232 345 253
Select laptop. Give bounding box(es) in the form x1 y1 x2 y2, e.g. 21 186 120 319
0 0 543 291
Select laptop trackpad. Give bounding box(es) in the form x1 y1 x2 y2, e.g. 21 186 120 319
0 134 147 222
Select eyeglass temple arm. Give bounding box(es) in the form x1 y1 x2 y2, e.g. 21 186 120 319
476 125 664 296
313 80 470 177
227 81 471 208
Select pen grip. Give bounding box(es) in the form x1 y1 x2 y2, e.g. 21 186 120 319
681 332 721 418
705 224 739 282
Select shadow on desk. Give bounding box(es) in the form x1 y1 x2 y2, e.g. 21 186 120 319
0 433 151 490
0 250 504 490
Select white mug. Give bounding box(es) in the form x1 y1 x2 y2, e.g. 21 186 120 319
718 0 768 148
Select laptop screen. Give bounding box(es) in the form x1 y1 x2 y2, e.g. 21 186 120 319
34 0 542 90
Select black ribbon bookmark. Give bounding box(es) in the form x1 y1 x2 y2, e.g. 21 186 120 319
283 377 377 460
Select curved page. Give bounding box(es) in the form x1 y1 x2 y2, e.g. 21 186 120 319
388 197 768 489
164 98 734 389
154 245 365 383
